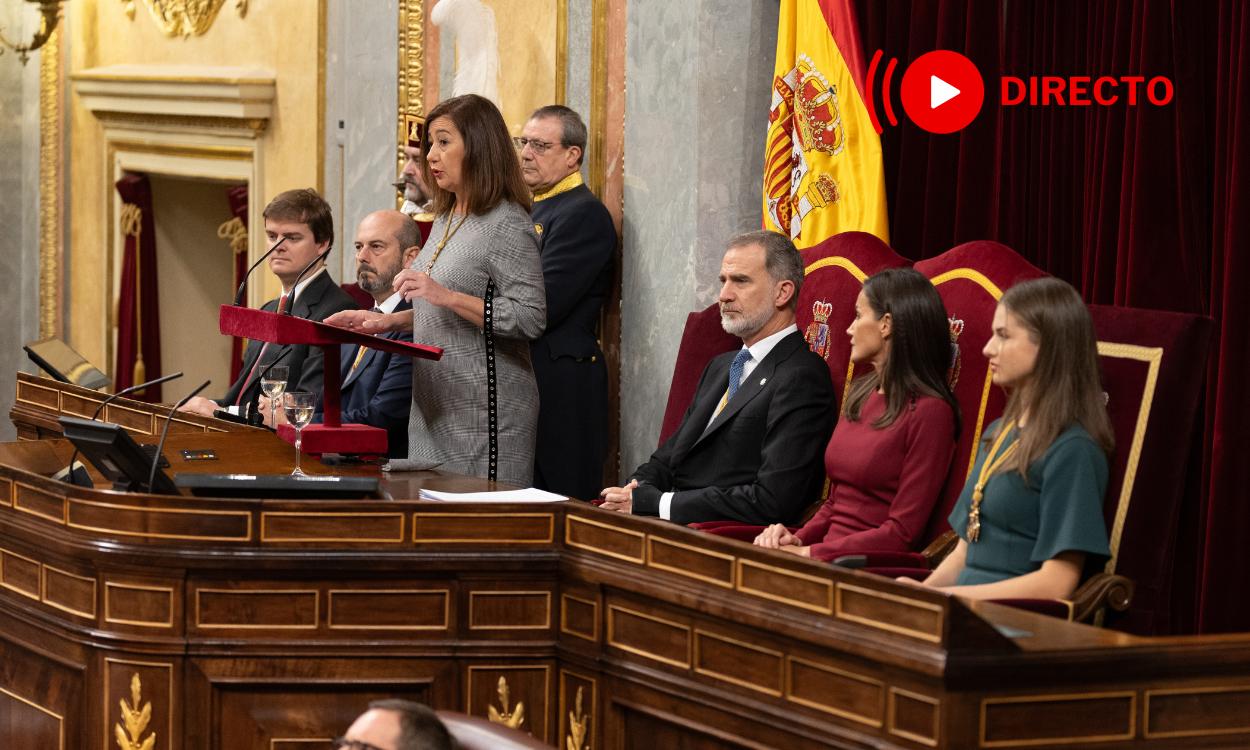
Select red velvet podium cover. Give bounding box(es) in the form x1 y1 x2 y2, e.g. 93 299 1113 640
219 305 442 455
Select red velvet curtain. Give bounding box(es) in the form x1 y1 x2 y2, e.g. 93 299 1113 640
854 0 1250 633
225 185 249 380
114 173 163 403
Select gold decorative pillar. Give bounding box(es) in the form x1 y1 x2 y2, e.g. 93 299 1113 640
38 26 62 339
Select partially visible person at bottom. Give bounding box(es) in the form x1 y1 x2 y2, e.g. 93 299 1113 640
261 210 420 458
326 94 546 486
518 104 616 500
335 698 453 750
913 277 1113 600
599 230 836 525
750 267 959 559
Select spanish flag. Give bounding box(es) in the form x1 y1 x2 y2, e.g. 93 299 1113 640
763 0 889 247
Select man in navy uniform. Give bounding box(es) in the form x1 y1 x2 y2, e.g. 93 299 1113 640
517 105 617 499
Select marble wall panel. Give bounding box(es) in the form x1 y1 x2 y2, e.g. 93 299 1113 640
0 6 47 441
325 0 401 284
618 0 777 477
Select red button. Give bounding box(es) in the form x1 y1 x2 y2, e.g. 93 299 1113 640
899 50 985 134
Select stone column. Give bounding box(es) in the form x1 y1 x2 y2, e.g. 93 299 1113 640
618 0 778 476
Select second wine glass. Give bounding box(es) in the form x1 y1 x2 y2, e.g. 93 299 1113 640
282 391 315 476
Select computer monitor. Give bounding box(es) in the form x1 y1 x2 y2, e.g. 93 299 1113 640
24 338 111 390
57 416 179 495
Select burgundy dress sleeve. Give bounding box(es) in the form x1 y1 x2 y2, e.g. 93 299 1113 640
807 397 956 561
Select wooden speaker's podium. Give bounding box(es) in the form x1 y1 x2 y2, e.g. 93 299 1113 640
218 304 442 455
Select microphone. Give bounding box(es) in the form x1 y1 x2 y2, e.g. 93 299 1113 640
245 348 292 427
147 379 211 494
60 371 184 487
233 236 289 306
282 247 333 315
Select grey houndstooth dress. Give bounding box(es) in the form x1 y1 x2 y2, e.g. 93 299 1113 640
385 201 546 485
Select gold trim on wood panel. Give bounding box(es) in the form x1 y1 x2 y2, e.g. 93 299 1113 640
41 564 98 619
104 658 172 750
605 604 691 669
104 581 176 628
0 546 43 601
1095 342 1162 574
413 512 555 543
735 558 833 615
888 687 940 747
692 629 784 697
1143 684 1250 740
15 380 63 410
645 536 735 588
488 676 526 729
559 593 599 643
0 477 11 507
979 691 1136 748
103 403 157 435
466 666 551 739
67 498 253 542
259 511 405 543
559 671 596 750
39 27 63 339
194 588 319 630
564 514 646 563
785 656 885 728
326 588 450 631
0 685 65 750
114 673 154 750
468 590 552 631
834 582 944 643
13 481 67 524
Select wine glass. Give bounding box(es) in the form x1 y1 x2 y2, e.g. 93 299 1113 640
260 365 288 428
283 391 315 476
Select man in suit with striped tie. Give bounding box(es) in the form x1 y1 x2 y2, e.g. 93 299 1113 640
261 210 421 458
600 231 836 525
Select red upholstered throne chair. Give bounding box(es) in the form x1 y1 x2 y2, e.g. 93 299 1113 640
830 241 1045 566
659 231 909 445
665 231 908 533
835 243 1214 632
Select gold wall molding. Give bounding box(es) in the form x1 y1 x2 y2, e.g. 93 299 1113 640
397 0 426 172
39 27 62 338
122 0 248 37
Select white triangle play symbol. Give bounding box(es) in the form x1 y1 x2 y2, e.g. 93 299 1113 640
930 75 960 108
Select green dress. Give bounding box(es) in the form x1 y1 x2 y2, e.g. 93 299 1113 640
948 419 1110 586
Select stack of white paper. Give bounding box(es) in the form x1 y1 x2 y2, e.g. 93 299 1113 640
417 487 568 503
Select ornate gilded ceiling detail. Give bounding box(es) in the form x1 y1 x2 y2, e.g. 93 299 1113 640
121 0 249 37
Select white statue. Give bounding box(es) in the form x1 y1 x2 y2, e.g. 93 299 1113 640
431 0 501 105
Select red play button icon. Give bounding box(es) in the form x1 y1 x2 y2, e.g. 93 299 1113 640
899 50 985 134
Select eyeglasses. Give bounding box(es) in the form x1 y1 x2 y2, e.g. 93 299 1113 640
512 136 560 155
331 738 386 750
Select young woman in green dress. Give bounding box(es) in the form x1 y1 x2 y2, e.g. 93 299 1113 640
915 277 1115 600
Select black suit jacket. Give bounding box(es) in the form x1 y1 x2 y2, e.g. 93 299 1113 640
631 330 836 525
318 299 413 458
219 271 359 409
530 183 617 499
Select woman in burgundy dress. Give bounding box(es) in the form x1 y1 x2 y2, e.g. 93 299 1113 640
752 267 959 561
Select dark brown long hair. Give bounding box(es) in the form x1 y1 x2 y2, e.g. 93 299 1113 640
992 277 1114 475
844 268 960 436
422 94 531 216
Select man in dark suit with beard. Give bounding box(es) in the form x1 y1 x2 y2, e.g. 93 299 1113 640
180 188 358 420
600 231 836 525
518 106 617 499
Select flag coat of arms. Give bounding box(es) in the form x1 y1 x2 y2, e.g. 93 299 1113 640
764 0 889 247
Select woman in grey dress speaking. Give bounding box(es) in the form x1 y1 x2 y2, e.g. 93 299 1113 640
328 94 546 485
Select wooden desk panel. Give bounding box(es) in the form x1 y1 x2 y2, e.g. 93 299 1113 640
0 429 1248 749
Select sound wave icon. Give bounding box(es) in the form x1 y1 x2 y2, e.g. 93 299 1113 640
865 49 899 134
